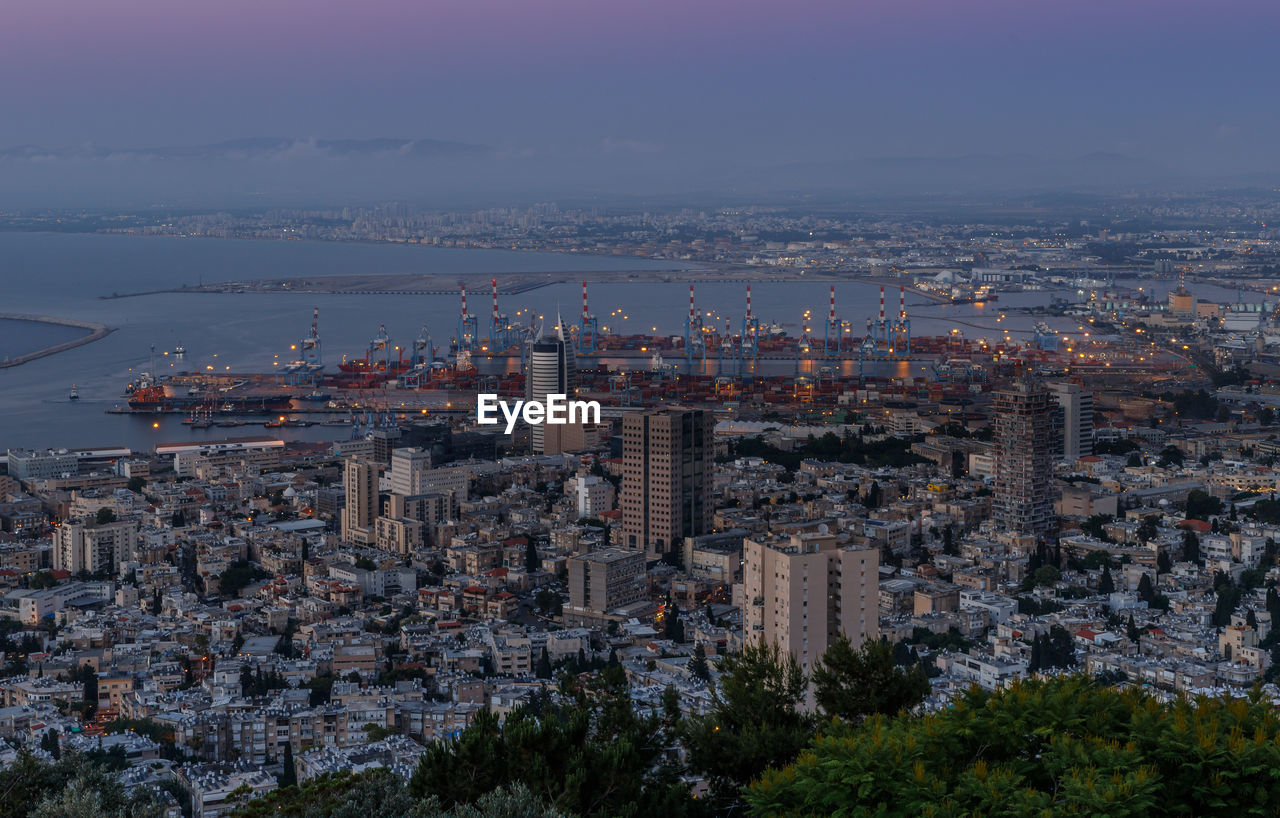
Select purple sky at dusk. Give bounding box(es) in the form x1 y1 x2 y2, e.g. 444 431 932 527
3 0 1279 203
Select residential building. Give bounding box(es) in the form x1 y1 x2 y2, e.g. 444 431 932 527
341 459 378 545
741 532 879 673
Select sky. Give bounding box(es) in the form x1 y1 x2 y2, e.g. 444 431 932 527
3 0 1279 205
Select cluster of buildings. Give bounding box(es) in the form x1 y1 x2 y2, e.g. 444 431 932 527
14 207 1280 809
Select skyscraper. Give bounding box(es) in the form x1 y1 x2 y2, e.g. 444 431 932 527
993 379 1058 538
741 532 879 673
1047 381 1094 461
525 317 577 454
341 458 378 545
622 407 713 561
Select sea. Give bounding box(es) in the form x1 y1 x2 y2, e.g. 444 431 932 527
0 231 1152 453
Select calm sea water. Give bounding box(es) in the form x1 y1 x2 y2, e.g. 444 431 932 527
0 318 85 359
0 232 1077 452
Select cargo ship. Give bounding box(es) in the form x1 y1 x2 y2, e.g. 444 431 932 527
127 384 293 414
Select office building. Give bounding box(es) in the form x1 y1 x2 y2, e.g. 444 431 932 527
341 459 378 545
741 532 879 673
525 318 577 454
6 448 79 482
621 408 713 561
993 379 1058 537
1047 382 1094 461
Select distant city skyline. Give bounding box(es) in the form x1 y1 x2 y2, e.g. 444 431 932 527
3 0 1279 205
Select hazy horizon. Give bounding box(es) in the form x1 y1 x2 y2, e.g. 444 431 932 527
5 0 1279 207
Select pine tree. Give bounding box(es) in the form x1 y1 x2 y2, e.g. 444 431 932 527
688 643 711 682
1181 529 1201 563
1029 637 1042 672
535 648 552 679
1099 564 1115 594
663 609 686 643
525 539 540 573
1127 614 1140 642
1137 573 1155 604
1157 550 1172 573
279 741 297 788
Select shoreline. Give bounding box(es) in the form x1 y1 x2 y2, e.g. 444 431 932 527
0 314 115 369
97 269 957 301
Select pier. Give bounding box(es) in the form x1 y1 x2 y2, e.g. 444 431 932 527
0 313 115 369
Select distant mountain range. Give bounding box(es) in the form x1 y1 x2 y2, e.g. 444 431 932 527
718 151 1179 196
0 137 491 162
0 137 1273 207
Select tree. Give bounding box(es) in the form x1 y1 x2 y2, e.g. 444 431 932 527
235 772 567 818
682 642 814 811
218 560 270 598
524 539 539 574
688 643 711 683
0 751 166 818
749 675 1280 817
1157 550 1172 573
171 510 185 528
1136 515 1160 543
1023 564 1061 591
1214 581 1242 628
1099 564 1115 594
811 636 930 724
1181 529 1201 562
864 481 883 509
279 741 297 788
941 524 956 556
1185 490 1223 521
535 648 552 680
39 729 60 760
126 476 146 493
662 609 685 643
408 683 691 818
95 507 116 525
1137 573 1155 604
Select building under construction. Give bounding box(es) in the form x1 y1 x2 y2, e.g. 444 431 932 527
992 378 1059 538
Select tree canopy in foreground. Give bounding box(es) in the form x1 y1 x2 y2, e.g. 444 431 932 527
748 675 1280 817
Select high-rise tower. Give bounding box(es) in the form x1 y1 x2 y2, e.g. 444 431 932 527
1047 381 1094 462
526 317 577 454
341 458 378 545
621 408 713 561
993 379 1058 538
